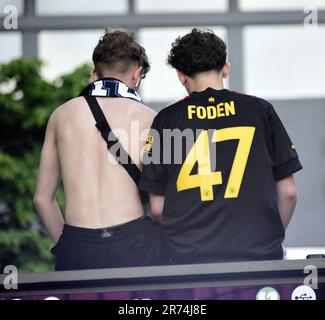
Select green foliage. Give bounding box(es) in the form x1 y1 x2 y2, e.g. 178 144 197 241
0 59 91 272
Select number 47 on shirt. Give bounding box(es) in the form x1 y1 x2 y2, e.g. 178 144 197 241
177 126 256 201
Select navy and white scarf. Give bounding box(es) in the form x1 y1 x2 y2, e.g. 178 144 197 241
80 77 143 103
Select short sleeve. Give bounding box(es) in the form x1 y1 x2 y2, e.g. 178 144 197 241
268 104 303 181
139 115 168 195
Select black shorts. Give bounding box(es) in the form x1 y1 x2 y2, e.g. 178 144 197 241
51 216 170 271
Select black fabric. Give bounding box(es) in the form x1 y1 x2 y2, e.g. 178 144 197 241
52 217 170 270
83 95 148 205
140 88 302 264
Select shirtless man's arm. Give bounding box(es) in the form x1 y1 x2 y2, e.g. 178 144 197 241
33 111 64 243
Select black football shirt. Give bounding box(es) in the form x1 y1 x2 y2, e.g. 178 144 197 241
139 88 302 264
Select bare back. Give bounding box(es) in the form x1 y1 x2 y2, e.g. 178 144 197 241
54 96 156 228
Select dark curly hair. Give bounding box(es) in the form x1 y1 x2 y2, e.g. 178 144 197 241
92 28 150 79
167 28 227 77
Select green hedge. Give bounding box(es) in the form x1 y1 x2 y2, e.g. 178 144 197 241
0 59 91 272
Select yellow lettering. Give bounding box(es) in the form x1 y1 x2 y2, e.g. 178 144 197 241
146 135 154 143
217 103 225 117
197 106 206 119
225 101 235 116
207 106 217 119
187 101 236 120
188 105 196 119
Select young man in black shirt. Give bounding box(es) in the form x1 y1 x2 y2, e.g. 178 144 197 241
139 28 302 264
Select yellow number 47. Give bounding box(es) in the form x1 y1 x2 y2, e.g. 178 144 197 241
176 126 256 201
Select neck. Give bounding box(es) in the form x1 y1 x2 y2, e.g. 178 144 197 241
97 72 134 89
186 71 224 94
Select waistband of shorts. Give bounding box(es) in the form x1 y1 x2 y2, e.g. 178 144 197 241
61 216 153 242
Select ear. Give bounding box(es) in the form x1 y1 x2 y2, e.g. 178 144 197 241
90 69 98 81
221 62 231 79
132 65 143 89
176 70 187 86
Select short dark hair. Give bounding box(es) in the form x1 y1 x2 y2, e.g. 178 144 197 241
92 28 150 78
167 28 227 77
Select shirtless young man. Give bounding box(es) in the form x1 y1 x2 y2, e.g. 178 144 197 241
33 29 169 271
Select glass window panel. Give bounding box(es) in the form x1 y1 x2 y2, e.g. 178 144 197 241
36 0 127 15
39 30 103 80
0 32 21 62
243 26 325 99
0 0 23 16
138 27 227 104
240 0 325 11
136 0 228 13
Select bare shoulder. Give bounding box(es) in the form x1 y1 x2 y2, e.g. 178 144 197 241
51 97 88 119
46 97 88 132
55 96 88 114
